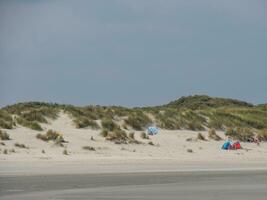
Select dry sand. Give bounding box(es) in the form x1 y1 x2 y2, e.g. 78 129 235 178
1 112 267 167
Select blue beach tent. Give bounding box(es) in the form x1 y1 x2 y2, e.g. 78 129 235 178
222 141 231 150
147 126 159 135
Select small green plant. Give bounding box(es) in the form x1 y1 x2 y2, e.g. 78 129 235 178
0 130 10 140
148 141 154 146
82 146 96 151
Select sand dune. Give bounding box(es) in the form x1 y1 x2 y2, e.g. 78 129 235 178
1 112 267 165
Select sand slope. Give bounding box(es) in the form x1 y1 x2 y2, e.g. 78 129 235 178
1 112 267 164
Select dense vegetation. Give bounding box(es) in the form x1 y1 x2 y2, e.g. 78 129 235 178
1 96 267 138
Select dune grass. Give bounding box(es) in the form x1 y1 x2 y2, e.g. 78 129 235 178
0 110 14 129
124 111 152 131
16 117 43 131
225 127 254 142
36 129 64 143
0 130 10 140
208 129 222 141
14 143 28 149
1 95 267 133
74 117 100 129
257 129 267 141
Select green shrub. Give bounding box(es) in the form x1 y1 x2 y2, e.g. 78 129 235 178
100 129 109 138
0 110 13 129
101 118 118 131
257 129 267 141
74 117 100 129
124 112 152 131
106 129 128 142
21 111 47 123
30 122 43 131
36 130 64 142
0 130 10 140
225 127 254 142
16 117 43 131
0 119 13 129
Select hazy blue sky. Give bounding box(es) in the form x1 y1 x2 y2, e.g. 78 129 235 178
0 0 266 107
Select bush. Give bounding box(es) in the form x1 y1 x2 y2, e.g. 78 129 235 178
106 129 128 142
0 130 10 140
208 129 222 141
30 122 43 131
257 129 267 141
101 118 118 131
148 141 154 146
100 129 109 138
0 119 13 129
21 111 47 123
186 121 205 131
36 130 64 143
74 117 100 129
0 110 13 129
225 127 254 142
17 117 43 131
124 112 151 131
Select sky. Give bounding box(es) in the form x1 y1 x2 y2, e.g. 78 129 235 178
0 0 266 108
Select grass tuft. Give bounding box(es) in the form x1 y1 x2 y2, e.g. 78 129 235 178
82 146 96 151
208 129 222 141
14 143 28 149
0 130 10 140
